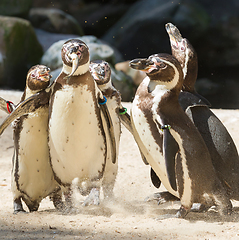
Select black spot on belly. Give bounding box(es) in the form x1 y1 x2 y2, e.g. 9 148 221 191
36 159 39 162
66 137 69 143
82 169 84 171
38 129 41 132
57 159 59 162
37 170 39 172
72 122 74 125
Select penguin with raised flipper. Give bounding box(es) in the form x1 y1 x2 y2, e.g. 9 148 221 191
10 65 63 213
48 39 116 207
146 23 239 207
130 53 232 218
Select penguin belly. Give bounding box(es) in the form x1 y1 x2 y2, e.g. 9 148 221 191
132 98 179 198
12 107 58 201
49 85 106 185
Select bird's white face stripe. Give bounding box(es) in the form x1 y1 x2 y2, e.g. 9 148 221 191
182 46 189 78
62 60 90 76
159 58 179 90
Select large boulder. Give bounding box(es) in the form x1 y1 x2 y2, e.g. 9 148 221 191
29 8 84 35
0 16 43 89
0 0 32 18
102 0 210 60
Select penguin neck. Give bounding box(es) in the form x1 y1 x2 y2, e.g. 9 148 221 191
62 60 90 76
97 79 112 92
25 86 38 98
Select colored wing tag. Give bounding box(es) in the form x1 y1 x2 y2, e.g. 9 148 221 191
0 91 49 135
161 125 178 191
0 97 15 114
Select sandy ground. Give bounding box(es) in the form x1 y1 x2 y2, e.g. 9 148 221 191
1 90 239 240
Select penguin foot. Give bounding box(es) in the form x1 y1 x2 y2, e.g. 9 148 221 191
191 203 210 213
13 209 27 214
144 191 179 204
13 198 26 214
83 188 100 206
175 205 190 218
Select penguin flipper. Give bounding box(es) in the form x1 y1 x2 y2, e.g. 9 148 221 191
163 127 178 191
179 91 210 112
119 109 132 132
100 102 117 164
0 92 45 135
150 167 161 188
119 107 149 165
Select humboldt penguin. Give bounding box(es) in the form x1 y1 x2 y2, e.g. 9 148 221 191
48 39 116 207
10 65 63 213
150 23 239 204
130 53 232 217
89 60 121 200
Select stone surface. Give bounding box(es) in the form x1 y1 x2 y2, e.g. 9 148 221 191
0 0 32 18
0 16 43 89
102 0 210 60
29 8 84 35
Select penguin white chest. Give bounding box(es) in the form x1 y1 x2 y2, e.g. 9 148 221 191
132 95 179 197
15 107 56 200
49 84 106 184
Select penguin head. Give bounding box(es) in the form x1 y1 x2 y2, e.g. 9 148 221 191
130 53 183 91
165 23 197 92
89 60 111 85
61 39 90 77
26 65 51 92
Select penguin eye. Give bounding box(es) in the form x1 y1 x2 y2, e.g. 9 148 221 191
31 73 36 78
159 62 166 68
180 46 185 51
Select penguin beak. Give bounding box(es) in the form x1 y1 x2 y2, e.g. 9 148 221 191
38 67 51 82
129 58 157 73
165 23 183 49
68 52 79 77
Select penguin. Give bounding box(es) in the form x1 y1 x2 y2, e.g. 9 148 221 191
130 53 232 217
89 60 121 200
148 23 239 204
48 39 116 207
10 65 63 213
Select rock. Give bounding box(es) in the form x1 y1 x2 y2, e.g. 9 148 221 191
41 36 123 70
0 16 43 89
102 0 210 60
34 28 80 52
0 0 32 18
115 61 146 86
110 67 134 102
29 8 84 35
74 3 130 37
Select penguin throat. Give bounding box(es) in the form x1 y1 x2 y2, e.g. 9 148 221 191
97 80 112 92
62 60 90 76
25 86 39 98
